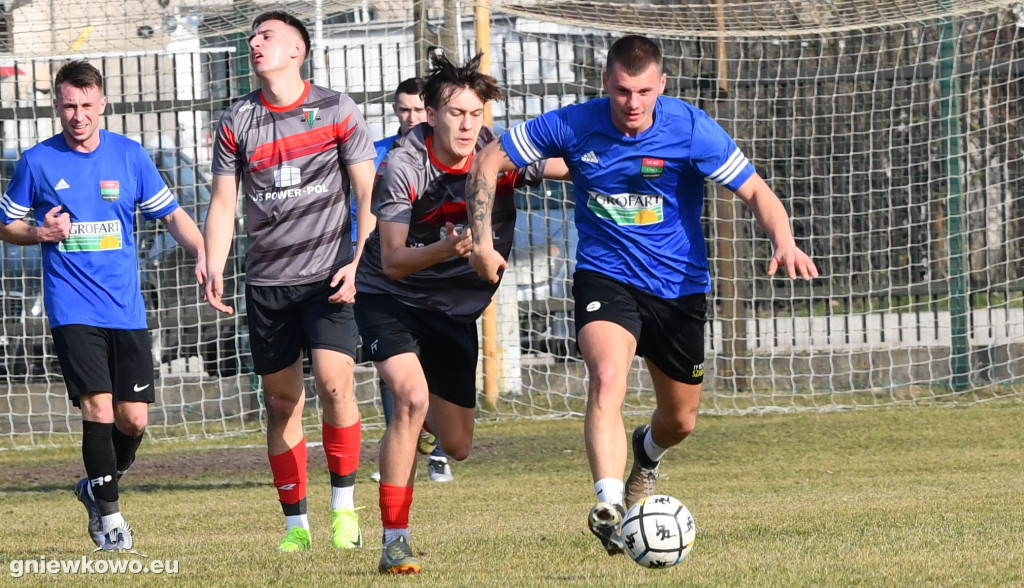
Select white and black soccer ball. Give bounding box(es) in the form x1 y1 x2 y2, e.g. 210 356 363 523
620 494 696 568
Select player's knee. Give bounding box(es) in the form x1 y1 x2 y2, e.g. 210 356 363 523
660 411 697 439
392 386 429 419
439 437 471 461
587 372 628 409
117 415 148 437
79 392 114 422
264 393 301 418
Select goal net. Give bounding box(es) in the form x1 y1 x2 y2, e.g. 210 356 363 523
2 0 1023 447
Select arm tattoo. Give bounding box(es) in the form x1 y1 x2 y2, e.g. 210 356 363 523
467 142 511 246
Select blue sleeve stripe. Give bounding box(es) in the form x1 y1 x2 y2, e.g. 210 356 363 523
709 149 749 186
0 193 30 220
507 123 542 166
139 186 174 214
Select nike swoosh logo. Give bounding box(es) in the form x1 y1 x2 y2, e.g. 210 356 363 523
133 383 151 392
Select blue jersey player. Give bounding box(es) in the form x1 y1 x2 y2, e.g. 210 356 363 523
466 35 818 556
0 61 206 552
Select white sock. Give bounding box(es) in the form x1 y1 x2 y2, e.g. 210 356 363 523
331 485 354 510
285 514 309 531
643 428 669 463
383 527 410 544
101 512 125 534
594 478 624 506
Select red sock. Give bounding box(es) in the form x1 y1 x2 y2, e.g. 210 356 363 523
268 440 307 505
322 421 361 478
379 483 414 529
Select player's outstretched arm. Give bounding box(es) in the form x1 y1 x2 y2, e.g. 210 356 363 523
733 173 819 281
203 173 240 314
0 206 70 245
466 139 517 283
160 207 207 288
541 158 572 181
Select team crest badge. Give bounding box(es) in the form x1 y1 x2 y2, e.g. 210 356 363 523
302 108 319 129
99 180 120 202
641 157 664 178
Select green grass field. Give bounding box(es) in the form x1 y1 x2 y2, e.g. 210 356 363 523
2 401 1023 587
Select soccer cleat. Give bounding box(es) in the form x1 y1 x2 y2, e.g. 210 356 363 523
277 527 312 552
427 457 453 483
417 429 437 455
99 521 134 552
369 470 381 482
378 535 422 574
588 501 625 555
74 478 106 548
330 507 363 549
625 424 660 508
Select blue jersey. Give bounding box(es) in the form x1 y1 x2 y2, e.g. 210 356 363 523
374 134 398 169
501 96 755 298
355 133 401 243
0 130 179 329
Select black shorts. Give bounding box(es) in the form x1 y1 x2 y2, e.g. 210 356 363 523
572 270 708 384
246 278 359 375
51 325 155 408
354 293 478 409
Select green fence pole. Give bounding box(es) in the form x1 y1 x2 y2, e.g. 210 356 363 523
938 6 970 390
234 0 253 96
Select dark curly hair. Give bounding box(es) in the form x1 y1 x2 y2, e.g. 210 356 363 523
422 51 502 110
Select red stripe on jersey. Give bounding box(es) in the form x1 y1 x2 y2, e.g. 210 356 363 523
421 200 467 225
425 135 472 174
497 171 518 195
220 126 237 154
249 115 356 172
259 81 311 112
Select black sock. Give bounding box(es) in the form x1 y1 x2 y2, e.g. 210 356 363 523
81 420 119 515
281 497 307 517
112 426 144 478
329 471 356 489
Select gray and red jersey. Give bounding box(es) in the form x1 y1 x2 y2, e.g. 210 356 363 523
212 82 375 286
357 124 545 322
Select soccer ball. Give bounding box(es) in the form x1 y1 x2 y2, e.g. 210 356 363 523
620 495 696 568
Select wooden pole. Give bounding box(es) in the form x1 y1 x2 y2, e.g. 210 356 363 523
712 0 749 391
475 0 499 410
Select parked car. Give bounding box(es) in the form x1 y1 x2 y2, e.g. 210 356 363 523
0 151 53 376
510 183 579 357
0 147 248 377
140 147 249 377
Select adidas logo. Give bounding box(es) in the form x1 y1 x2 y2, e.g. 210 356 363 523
54 178 70 190
581 151 599 164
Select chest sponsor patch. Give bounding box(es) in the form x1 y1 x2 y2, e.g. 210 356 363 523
99 180 120 202
587 192 664 226
59 220 123 252
640 157 664 178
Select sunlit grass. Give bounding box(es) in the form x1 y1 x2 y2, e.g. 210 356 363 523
2 402 1022 586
